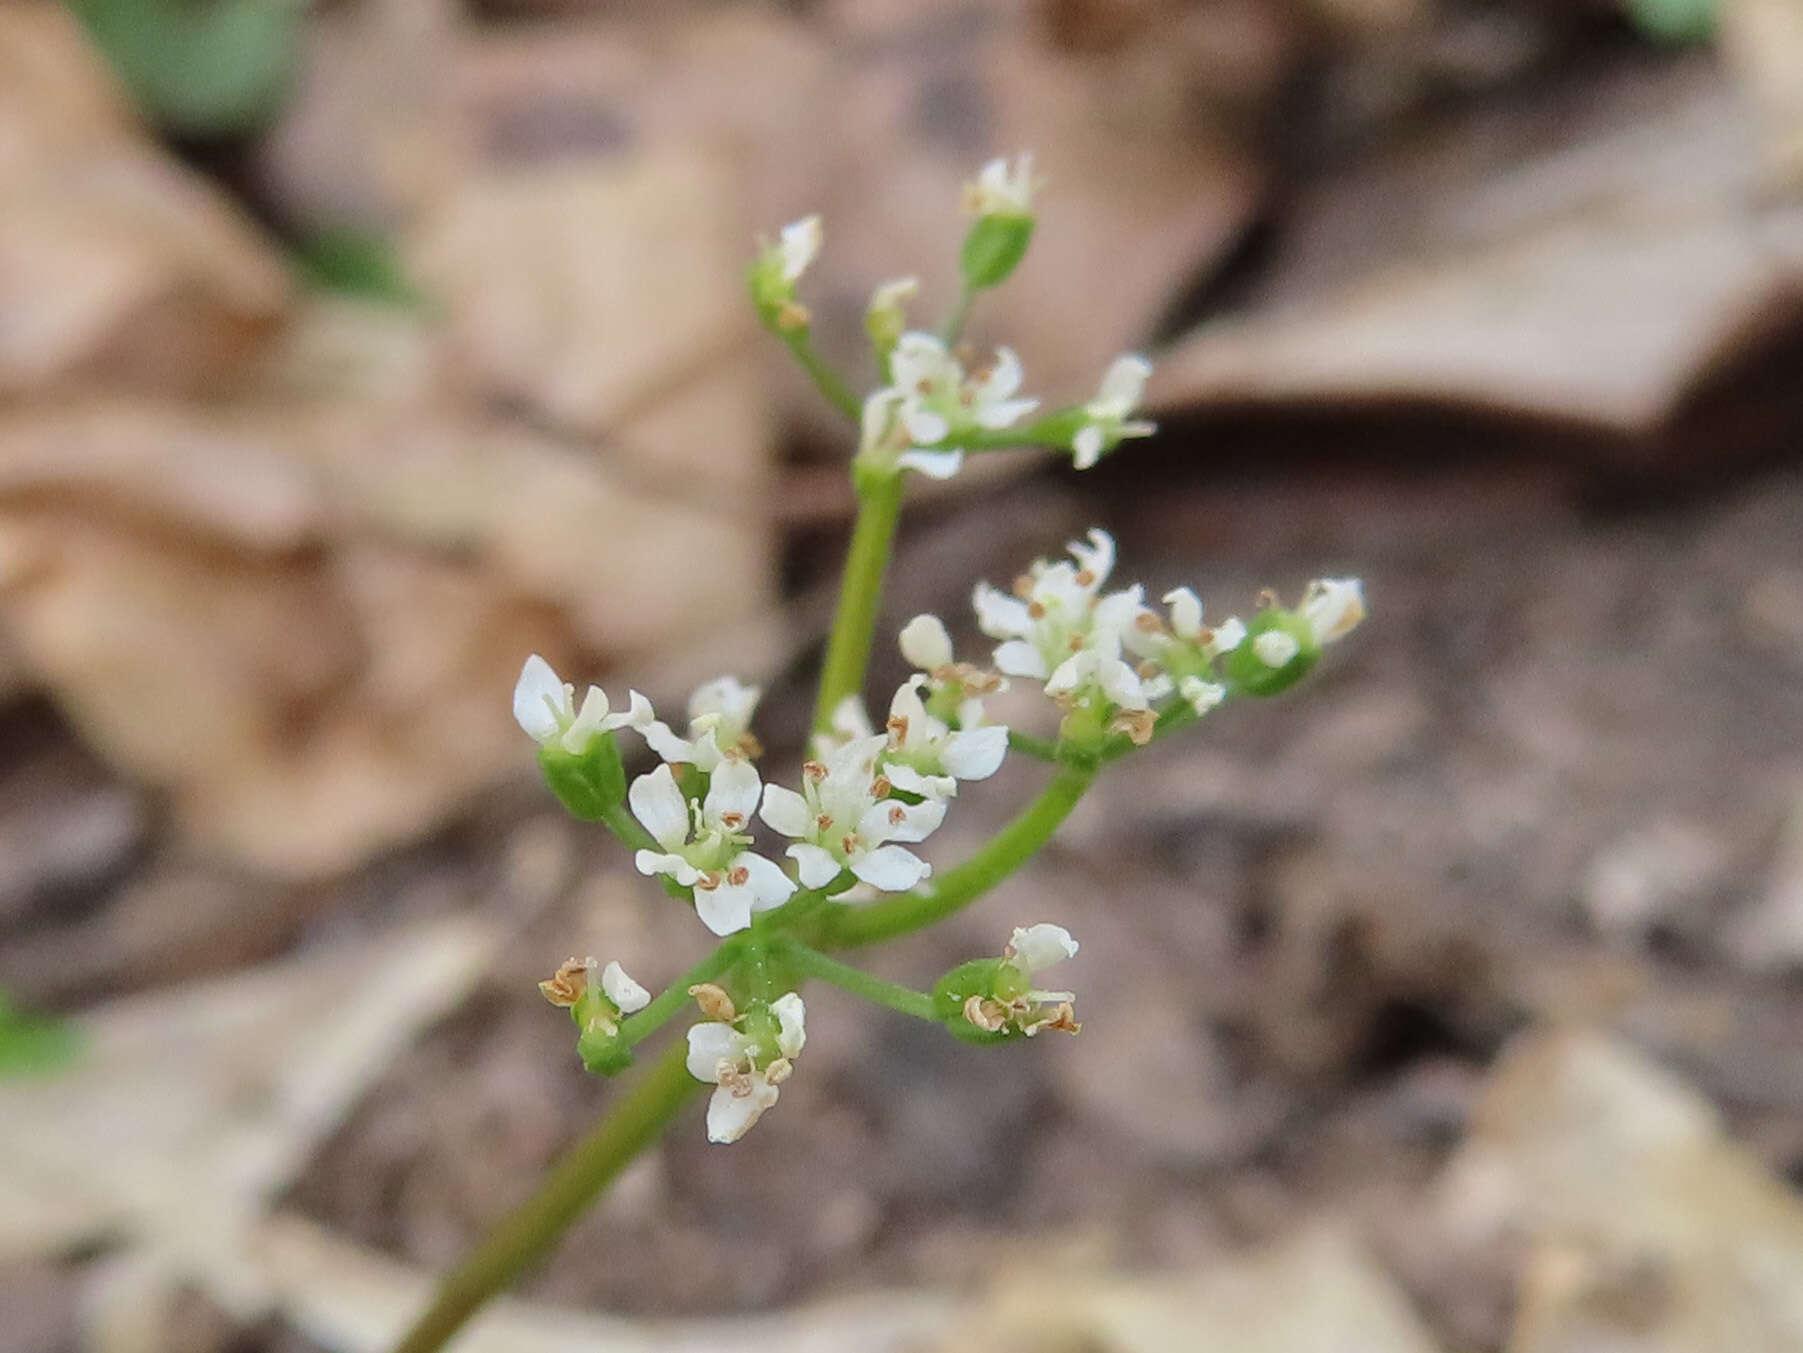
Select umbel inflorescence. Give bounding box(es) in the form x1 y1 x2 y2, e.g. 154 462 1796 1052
514 154 1365 1146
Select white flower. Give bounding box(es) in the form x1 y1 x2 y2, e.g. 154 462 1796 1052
643 676 762 771
899 614 954 671
1252 630 1300 669
880 676 1009 800
760 733 945 891
1008 922 1078 973
600 960 649 1014
974 529 1151 710
1147 588 1244 664
1178 676 1227 715
630 762 795 936
966 152 1035 217
777 215 821 284
859 388 965 481
686 992 806 1143
513 655 653 755
887 332 1039 447
963 923 1082 1037
1301 578 1366 645
1072 355 1156 470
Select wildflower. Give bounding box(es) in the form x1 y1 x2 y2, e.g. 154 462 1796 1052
866 276 919 359
936 923 1083 1039
643 676 762 771
888 332 1038 448
858 388 966 481
760 733 945 890
1071 355 1156 470
686 992 806 1143
776 216 821 284
960 153 1039 289
750 215 822 331
965 153 1036 218
880 676 1009 800
630 762 795 936
898 614 1007 719
512 655 652 755
1302 578 1366 645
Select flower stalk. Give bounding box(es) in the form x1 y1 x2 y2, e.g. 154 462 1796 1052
812 467 905 732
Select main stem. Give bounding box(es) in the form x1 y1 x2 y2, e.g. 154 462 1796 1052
812 470 904 731
388 1044 698 1353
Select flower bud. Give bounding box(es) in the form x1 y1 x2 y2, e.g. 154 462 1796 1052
538 734 628 822
960 214 1035 292
1222 608 1319 697
577 1025 635 1076
865 277 918 363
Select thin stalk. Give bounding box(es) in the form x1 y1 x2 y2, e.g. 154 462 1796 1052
939 284 976 346
617 945 739 1048
818 764 1095 947
388 1043 699 1353
599 801 657 854
1007 729 1059 762
812 471 905 731
776 941 938 1021
783 332 861 422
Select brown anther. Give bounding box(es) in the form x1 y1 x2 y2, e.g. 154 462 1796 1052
538 956 589 1007
815 812 834 831
1068 634 1084 652
776 300 811 332
719 811 746 830
888 804 906 826
1198 626 1216 645
886 715 909 743
802 760 828 783
1024 1002 1082 1037
1013 575 1035 599
1135 611 1164 632
842 833 860 855
727 865 750 886
690 983 737 1022
764 1057 794 1085
1028 601 1047 620
1256 587 1279 609
963 995 1008 1033
1110 708 1157 746
871 775 893 798
1136 660 1161 679
694 870 723 891
961 667 1004 694
1074 568 1096 587
736 731 766 759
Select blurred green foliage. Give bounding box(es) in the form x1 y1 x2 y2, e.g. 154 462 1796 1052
69 0 300 137
1627 0 1718 43
0 991 80 1078
296 231 427 308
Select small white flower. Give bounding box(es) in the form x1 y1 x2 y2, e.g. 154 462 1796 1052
643 676 762 772
974 529 1153 711
1178 676 1228 716
1301 578 1366 645
966 152 1036 217
888 332 1039 447
760 733 945 892
777 215 821 284
880 676 1009 800
686 992 807 1144
600 960 649 1015
1007 922 1079 972
859 388 965 481
1071 355 1157 470
513 655 653 755
961 923 1082 1037
1252 630 1301 669
630 761 795 936
1209 617 1248 657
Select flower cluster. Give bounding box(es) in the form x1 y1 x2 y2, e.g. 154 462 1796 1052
686 989 807 1143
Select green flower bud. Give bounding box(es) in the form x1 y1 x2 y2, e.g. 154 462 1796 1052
1222 608 1320 697
960 213 1035 292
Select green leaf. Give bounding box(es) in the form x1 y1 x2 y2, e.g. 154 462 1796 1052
295 231 425 308
0 992 81 1078
70 0 301 137
1627 0 1717 44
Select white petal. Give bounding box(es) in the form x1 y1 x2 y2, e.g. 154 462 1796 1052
897 448 964 479
1179 676 1227 715
851 845 930 892
887 674 931 729
1253 630 1300 668
641 720 695 766
693 881 755 937
1099 657 1147 710
787 843 842 889
859 795 944 845
601 961 650 1014
628 764 692 850
884 764 956 800
706 1078 778 1143
974 396 1038 430
771 992 807 1058
686 1022 742 1082
860 388 904 453
736 852 797 911
778 215 821 283
972 582 1033 639
512 655 567 742
634 850 701 887
1072 425 1103 470
1010 923 1079 972
977 346 1024 401
1098 353 1152 408
1163 587 1204 641
1209 617 1247 655
993 639 1049 680
704 759 763 828
759 784 814 839
901 406 950 445
943 725 1008 780
1068 528 1116 583
604 689 657 732
1302 577 1366 645
1045 650 1090 696
899 614 954 670
1092 584 1148 636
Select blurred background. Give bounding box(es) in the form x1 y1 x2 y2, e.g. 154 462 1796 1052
5 0 1803 1348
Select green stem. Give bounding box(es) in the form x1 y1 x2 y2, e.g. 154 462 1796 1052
1007 729 1059 762
775 941 938 1020
783 331 861 422
599 802 657 854
939 284 976 346
818 764 1095 947
812 470 905 731
388 1043 699 1353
